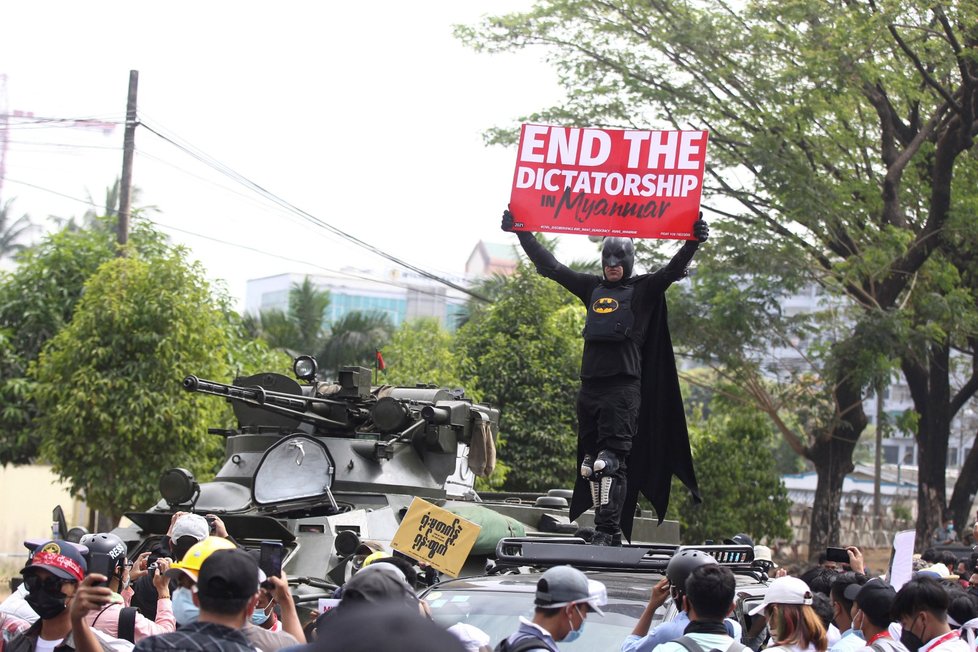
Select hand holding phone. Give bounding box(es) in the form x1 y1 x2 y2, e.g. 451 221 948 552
88 552 115 588
825 547 850 564
259 541 284 580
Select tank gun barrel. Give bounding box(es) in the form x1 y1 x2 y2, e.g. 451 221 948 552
182 375 350 429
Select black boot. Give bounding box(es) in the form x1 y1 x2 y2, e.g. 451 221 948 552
591 531 613 546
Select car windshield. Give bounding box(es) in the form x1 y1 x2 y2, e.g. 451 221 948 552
425 587 660 650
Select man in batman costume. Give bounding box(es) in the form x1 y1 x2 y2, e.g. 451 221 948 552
501 209 706 545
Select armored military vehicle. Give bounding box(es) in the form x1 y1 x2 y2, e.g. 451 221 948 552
111 356 679 611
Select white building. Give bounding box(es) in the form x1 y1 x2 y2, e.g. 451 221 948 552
245 268 469 332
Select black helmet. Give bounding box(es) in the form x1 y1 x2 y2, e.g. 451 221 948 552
666 549 717 593
80 532 128 572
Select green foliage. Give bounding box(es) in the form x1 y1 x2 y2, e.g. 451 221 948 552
289 278 331 354
381 318 464 389
458 0 978 543
243 277 330 356
317 311 394 379
455 264 583 491
668 407 793 544
0 217 170 464
0 199 36 261
892 503 912 523
28 250 285 522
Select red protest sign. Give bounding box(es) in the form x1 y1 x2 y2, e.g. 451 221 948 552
509 124 708 240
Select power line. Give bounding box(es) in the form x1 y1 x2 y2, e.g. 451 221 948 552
133 148 349 249
3 175 467 303
137 115 468 283
4 177 99 208
137 119 489 303
156 220 468 302
6 139 120 151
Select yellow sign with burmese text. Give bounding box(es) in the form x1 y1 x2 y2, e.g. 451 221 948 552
390 497 481 577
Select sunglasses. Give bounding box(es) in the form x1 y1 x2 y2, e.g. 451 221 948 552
24 574 75 595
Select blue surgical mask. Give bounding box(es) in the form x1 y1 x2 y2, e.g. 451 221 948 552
250 604 272 626
172 587 199 625
563 605 586 643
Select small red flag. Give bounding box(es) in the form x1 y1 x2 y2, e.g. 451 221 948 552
376 350 386 371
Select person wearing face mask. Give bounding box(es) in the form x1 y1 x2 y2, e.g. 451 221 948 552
498 565 605 651
624 549 742 652
892 577 970 652
128 512 223 621
76 533 175 643
502 209 707 545
647 564 745 652
240 563 303 650
133 548 261 652
5 540 133 652
829 572 869 652
164 536 237 628
843 578 907 652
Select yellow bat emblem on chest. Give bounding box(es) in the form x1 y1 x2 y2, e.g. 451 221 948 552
592 297 619 313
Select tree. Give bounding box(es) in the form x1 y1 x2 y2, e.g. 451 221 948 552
317 311 394 379
31 249 288 523
455 263 583 491
381 317 465 389
50 178 156 233
669 401 793 545
459 1 978 553
0 216 171 464
244 277 331 355
288 277 331 354
0 199 36 262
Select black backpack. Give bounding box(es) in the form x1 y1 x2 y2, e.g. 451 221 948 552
494 635 550 652
91 605 138 644
673 634 748 652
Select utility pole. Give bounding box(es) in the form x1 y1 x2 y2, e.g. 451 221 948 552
117 70 138 253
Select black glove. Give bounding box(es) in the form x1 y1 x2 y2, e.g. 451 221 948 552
693 213 709 242
501 209 515 232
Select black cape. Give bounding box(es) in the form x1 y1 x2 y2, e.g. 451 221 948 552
568 292 701 541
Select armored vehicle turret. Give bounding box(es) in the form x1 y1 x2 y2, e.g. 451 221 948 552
113 356 678 609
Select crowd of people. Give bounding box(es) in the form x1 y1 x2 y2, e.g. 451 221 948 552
1 513 977 652
0 513 464 652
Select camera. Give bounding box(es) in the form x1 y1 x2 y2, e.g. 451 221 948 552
205 515 217 533
147 562 158 578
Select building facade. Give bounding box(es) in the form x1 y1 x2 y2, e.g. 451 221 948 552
245 269 468 332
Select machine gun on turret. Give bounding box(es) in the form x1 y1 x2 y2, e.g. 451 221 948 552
182 356 497 459
166 356 499 519
113 355 675 603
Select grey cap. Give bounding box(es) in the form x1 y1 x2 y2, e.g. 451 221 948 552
534 565 605 615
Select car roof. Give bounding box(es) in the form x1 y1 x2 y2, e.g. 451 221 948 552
426 537 771 601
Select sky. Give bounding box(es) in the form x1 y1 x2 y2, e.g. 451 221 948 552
0 1 602 310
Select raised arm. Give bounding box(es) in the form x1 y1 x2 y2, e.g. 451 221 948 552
502 209 562 276
501 209 596 299
658 216 709 283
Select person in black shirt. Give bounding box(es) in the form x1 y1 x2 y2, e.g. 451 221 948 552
133 549 259 652
502 209 708 545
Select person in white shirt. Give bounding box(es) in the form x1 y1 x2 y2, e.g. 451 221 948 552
652 564 746 652
830 573 869 652
892 577 970 652
845 577 908 652
748 575 828 652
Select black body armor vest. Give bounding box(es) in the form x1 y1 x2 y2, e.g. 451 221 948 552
583 283 635 342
